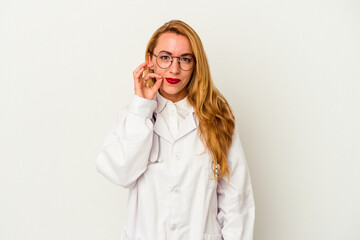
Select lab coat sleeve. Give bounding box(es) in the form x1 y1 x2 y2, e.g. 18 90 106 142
95 94 157 188
217 129 255 240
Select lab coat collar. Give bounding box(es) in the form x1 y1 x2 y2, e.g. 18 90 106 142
153 92 197 143
176 112 198 140
154 92 194 116
154 92 167 114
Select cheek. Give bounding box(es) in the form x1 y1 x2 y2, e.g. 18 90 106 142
153 65 167 75
184 71 194 82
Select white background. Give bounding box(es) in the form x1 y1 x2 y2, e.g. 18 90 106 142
1 0 359 239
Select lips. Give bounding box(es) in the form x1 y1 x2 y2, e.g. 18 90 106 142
165 77 181 84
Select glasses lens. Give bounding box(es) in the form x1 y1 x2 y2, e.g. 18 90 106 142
157 53 172 69
179 56 194 71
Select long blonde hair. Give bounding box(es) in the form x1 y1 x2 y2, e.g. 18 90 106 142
144 20 235 182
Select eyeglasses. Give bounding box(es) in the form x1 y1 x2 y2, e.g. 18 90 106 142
152 52 195 71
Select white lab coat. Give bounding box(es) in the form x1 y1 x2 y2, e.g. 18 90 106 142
95 94 255 240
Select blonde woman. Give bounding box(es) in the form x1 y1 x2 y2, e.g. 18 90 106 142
96 20 255 240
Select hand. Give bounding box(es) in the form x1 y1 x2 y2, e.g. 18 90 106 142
133 62 163 100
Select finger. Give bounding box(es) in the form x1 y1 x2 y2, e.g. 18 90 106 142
147 62 154 69
134 67 145 82
133 62 147 74
151 76 163 92
133 63 148 79
143 72 163 81
134 66 151 84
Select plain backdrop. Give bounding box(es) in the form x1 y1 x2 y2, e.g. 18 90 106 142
1 0 359 239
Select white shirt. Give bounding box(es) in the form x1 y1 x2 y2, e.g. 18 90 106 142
95 93 255 240
155 92 192 138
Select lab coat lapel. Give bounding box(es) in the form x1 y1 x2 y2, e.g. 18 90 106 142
175 112 197 141
152 92 197 143
153 113 174 143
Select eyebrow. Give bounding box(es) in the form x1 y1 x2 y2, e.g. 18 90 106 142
159 50 193 57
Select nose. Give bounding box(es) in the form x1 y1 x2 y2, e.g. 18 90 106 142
169 58 181 75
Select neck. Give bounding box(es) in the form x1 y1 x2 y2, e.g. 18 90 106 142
159 89 188 103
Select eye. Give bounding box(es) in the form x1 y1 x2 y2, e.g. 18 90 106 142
159 55 171 61
181 57 192 63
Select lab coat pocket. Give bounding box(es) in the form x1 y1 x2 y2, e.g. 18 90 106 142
148 133 159 164
202 233 223 240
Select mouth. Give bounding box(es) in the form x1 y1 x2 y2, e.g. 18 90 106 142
165 77 181 84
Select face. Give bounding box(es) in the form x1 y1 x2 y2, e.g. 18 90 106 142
148 32 194 102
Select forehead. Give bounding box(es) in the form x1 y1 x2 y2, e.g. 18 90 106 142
154 32 193 55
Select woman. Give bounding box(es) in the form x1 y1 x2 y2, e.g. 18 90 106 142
96 20 255 240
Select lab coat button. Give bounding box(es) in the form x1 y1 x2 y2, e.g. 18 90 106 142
175 153 181 160
170 224 177 230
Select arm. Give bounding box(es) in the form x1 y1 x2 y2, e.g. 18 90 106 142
217 129 255 240
95 95 157 188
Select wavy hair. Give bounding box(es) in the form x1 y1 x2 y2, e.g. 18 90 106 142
144 20 235 182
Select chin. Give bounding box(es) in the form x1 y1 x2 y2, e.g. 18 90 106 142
160 86 183 96
161 89 180 96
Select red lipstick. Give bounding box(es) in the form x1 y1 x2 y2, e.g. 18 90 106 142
165 78 180 84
